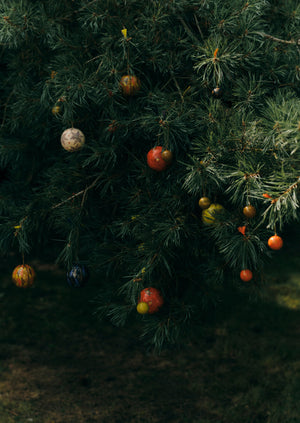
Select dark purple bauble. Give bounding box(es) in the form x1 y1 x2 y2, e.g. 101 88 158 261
67 264 89 288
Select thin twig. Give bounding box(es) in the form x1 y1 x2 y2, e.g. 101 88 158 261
260 32 300 46
52 175 102 210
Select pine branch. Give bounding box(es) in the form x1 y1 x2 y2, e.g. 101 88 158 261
259 32 300 46
51 175 101 210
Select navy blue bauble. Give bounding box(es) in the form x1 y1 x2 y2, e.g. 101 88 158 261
67 264 89 288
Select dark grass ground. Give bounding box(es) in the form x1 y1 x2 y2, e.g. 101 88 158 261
0 232 299 423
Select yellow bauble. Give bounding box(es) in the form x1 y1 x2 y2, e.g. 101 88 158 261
202 203 225 225
137 302 149 315
12 264 36 288
52 105 61 115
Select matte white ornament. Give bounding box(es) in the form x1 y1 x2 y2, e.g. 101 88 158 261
60 128 85 152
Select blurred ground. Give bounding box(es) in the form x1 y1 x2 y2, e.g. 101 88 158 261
0 230 299 423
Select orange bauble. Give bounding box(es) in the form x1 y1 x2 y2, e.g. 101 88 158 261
119 75 141 96
240 269 253 282
139 287 164 314
243 205 256 218
268 235 283 250
147 146 168 172
12 264 36 288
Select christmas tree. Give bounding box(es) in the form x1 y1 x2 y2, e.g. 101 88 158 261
0 0 299 350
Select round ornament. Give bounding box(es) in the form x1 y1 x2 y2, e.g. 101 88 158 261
268 235 283 251
212 87 222 98
12 264 36 288
243 205 256 218
52 105 61 115
198 197 211 210
139 287 164 314
161 150 173 164
60 128 85 152
202 203 225 225
147 146 168 172
240 269 253 282
120 75 141 96
137 302 149 315
67 264 89 288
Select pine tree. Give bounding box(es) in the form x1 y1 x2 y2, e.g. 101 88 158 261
0 0 299 350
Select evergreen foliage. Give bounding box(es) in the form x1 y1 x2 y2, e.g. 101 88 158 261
0 0 299 350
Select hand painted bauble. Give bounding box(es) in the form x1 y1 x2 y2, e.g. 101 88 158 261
198 197 211 210
60 128 85 152
137 302 149 315
120 75 141 96
52 105 61 115
12 264 36 288
147 146 168 172
67 264 89 288
212 87 222 98
243 205 256 218
202 203 225 225
240 269 253 282
161 149 173 164
139 287 164 314
268 235 283 250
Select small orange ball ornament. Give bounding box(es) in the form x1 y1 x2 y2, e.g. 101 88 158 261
198 197 211 210
243 205 256 218
120 75 141 96
12 264 36 288
268 235 283 250
240 269 253 282
137 302 149 315
139 287 164 314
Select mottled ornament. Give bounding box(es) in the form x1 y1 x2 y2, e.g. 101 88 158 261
120 75 141 96
139 287 164 314
52 105 61 115
147 146 168 172
12 264 36 288
202 203 225 225
60 128 85 152
67 264 89 288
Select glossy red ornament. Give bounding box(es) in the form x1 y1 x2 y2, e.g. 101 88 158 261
139 287 164 314
238 226 246 236
147 146 168 172
240 269 253 282
268 235 283 250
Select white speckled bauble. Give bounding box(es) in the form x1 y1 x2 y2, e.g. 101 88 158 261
60 128 85 152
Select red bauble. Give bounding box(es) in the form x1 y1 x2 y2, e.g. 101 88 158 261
240 269 253 282
268 235 283 250
147 146 168 172
139 287 164 314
